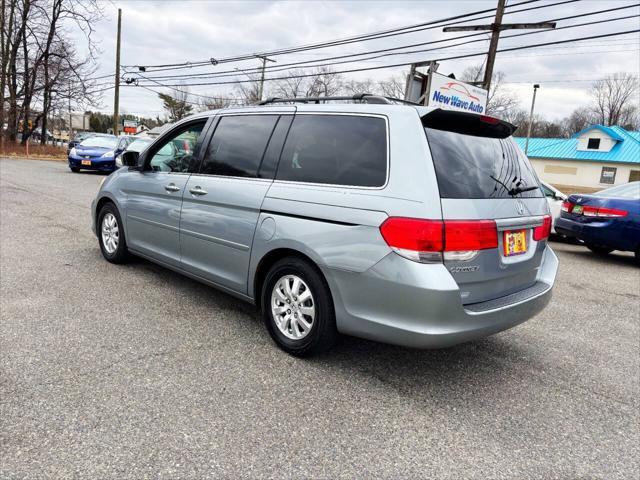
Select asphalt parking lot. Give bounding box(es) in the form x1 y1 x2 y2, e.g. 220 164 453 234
1 158 638 479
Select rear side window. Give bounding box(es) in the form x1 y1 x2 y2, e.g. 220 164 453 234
201 115 279 177
425 128 542 199
276 115 387 187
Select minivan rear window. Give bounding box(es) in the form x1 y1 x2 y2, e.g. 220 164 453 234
425 128 542 199
276 115 387 187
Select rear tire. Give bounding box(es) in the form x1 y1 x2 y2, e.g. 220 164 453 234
586 243 614 255
635 248 640 267
97 202 130 264
261 257 337 357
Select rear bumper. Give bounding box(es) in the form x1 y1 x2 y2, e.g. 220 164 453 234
324 245 558 349
555 217 634 251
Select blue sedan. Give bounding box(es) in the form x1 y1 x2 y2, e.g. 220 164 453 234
555 182 640 264
68 135 118 173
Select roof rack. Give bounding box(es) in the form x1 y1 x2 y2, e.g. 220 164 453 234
258 93 419 106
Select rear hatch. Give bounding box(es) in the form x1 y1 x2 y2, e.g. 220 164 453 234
423 109 550 305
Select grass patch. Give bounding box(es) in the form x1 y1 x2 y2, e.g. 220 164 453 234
0 142 67 161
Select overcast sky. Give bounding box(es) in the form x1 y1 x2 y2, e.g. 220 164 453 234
81 0 640 121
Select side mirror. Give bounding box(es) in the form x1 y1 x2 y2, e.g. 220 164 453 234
121 150 140 168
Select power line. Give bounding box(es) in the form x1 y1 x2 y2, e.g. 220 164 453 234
125 0 568 73
132 29 639 88
128 8 639 83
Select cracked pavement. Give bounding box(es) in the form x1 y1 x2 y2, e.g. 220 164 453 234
1 158 639 479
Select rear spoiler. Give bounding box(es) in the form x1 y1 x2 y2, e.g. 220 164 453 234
421 108 517 139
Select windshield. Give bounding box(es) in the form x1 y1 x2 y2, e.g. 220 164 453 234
425 128 542 199
74 133 93 142
596 182 640 199
127 139 152 153
80 136 117 149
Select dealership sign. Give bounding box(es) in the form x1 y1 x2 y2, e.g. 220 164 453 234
428 72 487 114
123 119 137 134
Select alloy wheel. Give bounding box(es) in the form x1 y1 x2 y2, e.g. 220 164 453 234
101 212 119 254
271 274 315 340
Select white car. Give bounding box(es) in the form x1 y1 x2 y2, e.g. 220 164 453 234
540 181 567 234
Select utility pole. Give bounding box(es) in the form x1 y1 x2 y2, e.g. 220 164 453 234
68 80 72 143
482 0 505 93
443 0 555 92
113 8 122 136
524 84 540 156
256 54 276 102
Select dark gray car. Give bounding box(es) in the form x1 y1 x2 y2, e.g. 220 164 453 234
91 97 558 356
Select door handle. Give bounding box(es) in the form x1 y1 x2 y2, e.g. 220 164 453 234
164 183 180 192
189 186 208 196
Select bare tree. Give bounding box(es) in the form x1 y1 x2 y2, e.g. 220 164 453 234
1 0 104 144
158 89 193 121
342 78 377 96
589 73 639 127
559 107 595 137
269 67 343 100
460 64 519 117
197 93 235 111
305 67 343 97
272 75 308 99
377 75 405 98
234 71 262 104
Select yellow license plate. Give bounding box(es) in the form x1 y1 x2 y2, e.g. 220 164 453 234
81 160 92 166
503 230 527 257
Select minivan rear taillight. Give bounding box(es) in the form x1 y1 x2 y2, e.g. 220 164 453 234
533 215 552 241
379 218 498 263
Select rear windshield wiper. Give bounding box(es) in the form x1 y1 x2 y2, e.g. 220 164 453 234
490 175 539 196
509 185 539 196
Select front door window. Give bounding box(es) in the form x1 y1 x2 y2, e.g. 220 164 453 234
148 122 205 173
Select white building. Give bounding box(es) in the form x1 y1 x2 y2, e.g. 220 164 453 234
515 125 640 193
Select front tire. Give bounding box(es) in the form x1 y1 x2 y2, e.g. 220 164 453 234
261 257 337 357
586 243 614 255
70 167 80 173
98 203 129 264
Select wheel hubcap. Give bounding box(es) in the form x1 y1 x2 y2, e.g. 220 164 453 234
101 213 119 254
271 274 315 340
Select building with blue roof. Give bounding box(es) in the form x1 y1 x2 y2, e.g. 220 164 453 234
514 125 640 192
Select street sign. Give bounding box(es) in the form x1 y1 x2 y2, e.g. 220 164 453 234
427 72 488 114
70 113 89 130
123 119 137 134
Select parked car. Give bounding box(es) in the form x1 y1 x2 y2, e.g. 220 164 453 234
115 135 136 156
68 134 118 173
67 132 108 154
91 98 558 356
540 181 567 234
555 182 640 263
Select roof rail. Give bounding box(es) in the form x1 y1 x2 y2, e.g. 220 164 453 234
257 93 419 106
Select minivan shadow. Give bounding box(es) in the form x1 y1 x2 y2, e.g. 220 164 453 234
312 332 535 392
130 255 536 391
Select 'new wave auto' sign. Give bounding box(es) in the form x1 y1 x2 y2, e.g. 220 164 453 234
428 72 488 114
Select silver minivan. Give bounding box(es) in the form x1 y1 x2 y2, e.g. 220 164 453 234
92 95 558 356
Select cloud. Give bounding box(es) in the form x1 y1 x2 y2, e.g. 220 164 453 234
72 0 639 120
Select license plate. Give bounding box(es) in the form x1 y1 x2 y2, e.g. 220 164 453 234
81 160 92 166
572 204 583 214
503 230 528 257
